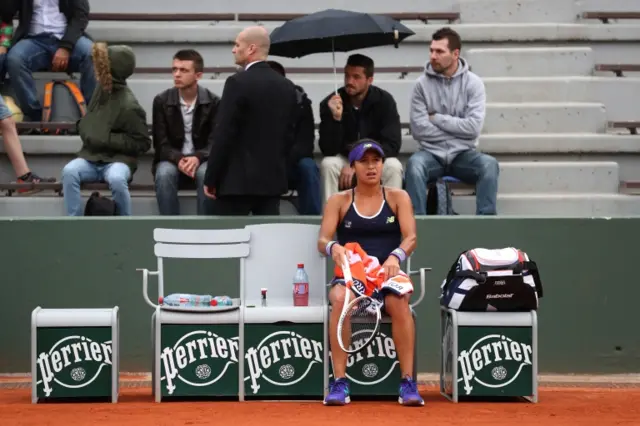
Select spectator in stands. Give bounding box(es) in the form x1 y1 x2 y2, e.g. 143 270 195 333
61 43 151 216
0 19 11 81
0 19 56 188
318 54 403 203
0 94 56 188
151 50 219 216
0 0 96 124
204 26 298 216
405 27 499 215
266 60 322 215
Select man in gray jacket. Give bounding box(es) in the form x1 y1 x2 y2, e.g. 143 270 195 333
405 27 499 215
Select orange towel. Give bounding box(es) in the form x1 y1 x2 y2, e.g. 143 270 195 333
333 242 413 298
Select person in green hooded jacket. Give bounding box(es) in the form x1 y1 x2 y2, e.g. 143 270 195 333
61 42 151 216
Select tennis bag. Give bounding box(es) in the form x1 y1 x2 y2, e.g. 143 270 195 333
440 247 543 312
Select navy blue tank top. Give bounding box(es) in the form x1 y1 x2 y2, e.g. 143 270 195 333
336 188 402 263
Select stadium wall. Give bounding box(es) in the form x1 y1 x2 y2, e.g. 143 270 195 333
1 217 637 374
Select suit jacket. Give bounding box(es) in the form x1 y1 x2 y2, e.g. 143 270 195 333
4 0 90 52
205 61 298 197
287 83 315 169
151 85 221 175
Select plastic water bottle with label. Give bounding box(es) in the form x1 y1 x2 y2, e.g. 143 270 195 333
293 264 309 307
159 293 233 307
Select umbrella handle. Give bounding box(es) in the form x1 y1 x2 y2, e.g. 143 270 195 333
393 28 399 48
332 38 337 94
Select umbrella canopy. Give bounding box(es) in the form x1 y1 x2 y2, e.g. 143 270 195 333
269 9 415 58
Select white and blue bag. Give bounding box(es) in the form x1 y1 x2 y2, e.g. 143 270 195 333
440 247 543 312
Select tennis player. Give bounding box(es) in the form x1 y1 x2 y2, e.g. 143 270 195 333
317 140 424 406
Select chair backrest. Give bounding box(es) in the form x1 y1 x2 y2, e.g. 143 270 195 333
153 228 250 259
243 223 326 306
153 228 251 298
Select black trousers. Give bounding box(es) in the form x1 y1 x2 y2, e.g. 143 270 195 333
212 195 280 216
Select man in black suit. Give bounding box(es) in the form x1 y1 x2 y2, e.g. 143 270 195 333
204 26 298 216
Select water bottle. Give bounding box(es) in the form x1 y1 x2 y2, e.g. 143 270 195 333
293 264 309 307
159 293 233 307
212 296 233 306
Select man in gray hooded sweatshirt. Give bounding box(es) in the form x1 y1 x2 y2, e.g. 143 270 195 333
405 27 499 215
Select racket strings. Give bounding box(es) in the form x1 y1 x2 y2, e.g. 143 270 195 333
342 298 379 351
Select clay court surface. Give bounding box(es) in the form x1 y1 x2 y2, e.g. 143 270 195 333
1 385 639 426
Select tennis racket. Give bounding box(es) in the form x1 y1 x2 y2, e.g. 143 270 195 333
336 254 382 354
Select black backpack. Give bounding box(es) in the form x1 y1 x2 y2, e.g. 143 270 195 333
84 192 120 216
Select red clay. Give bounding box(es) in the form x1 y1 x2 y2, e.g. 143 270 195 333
1 385 639 426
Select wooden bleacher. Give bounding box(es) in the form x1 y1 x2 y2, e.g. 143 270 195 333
582 11 640 23
88 12 460 23
620 181 640 195
234 12 460 23
134 66 424 80
608 121 640 135
595 64 640 77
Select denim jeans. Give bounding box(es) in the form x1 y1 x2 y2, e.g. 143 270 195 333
405 149 500 215
289 157 322 215
62 158 132 216
154 160 214 215
1 34 96 121
0 94 11 120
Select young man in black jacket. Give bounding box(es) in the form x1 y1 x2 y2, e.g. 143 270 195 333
318 54 403 202
151 49 220 215
0 0 95 122
267 60 321 215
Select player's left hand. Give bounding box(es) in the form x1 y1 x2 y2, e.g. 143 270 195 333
382 255 400 281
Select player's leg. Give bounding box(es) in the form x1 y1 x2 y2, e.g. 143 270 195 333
325 282 351 406
383 278 424 406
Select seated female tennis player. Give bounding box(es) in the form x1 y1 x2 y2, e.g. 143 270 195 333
317 140 423 407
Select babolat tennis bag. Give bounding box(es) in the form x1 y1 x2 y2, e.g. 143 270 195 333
440 247 543 312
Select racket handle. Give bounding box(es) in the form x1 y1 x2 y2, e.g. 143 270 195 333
342 253 352 282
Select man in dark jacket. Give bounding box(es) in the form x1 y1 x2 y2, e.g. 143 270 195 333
318 54 403 202
0 0 95 122
266 60 321 215
204 26 298 216
152 49 220 216
61 43 151 216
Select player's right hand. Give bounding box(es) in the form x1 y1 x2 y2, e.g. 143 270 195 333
328 95 343 120
331 243 347 269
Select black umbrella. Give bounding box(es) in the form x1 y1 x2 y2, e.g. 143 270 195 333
269 9 415 91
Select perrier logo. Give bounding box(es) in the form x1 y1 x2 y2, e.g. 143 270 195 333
161 330 239 395
245 331 322 394
333 330 398 385
458 334 532 395
37 335 112 397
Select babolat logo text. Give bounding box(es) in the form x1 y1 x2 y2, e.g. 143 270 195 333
161 330 239 395
37 335 112 397
458 334 532 395
486 293 514 299
245 331 322 394
340 330 398 385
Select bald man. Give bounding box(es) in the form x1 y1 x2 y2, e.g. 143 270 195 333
204 26 299 215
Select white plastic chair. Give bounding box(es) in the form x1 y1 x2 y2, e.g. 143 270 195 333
137 227 251 402
242 223 329 397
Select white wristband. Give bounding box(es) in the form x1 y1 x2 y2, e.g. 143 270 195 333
325 241 337 256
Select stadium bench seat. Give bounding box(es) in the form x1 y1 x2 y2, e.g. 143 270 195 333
595 64 640 77
582 12 640 23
